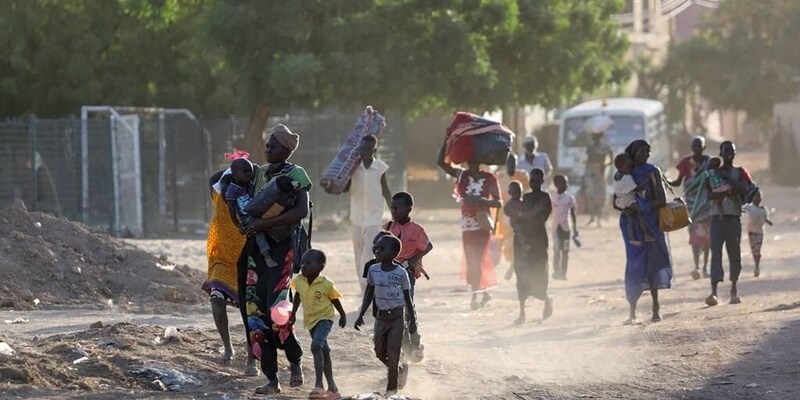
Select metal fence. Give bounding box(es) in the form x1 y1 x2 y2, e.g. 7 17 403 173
0 109 407 237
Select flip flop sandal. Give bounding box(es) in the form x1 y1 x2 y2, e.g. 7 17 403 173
690 270 701 280
326 390 342 400
705 295 719 307
308 387 327 399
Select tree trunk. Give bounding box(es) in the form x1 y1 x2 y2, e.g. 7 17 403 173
239 103 270 164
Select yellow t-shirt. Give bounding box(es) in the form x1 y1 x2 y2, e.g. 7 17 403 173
290 274 342 330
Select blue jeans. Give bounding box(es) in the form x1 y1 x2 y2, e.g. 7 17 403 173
310 319 332 353
710 216 742 284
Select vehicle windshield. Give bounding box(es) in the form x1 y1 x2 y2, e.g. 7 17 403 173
562 115 645 147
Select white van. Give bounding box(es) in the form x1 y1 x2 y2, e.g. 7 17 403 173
556 97 669 184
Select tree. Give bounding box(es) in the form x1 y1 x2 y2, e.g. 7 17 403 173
208 0 630 159
668 0 800 120
0 0 234 117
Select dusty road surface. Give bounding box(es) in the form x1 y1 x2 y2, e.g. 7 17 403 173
1 152 799 400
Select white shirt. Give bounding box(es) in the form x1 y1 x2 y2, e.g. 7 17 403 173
550 191 576 231
613 174 638 209
743 204 769 234
517 151 553 177
349 158 389 227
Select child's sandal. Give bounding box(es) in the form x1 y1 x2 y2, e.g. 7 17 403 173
308 387 327 399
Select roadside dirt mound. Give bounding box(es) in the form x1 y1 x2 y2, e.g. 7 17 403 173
0 323 230 394
0 201 205 311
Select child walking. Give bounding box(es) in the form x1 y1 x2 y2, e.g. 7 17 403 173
355 235 418 397
550 175 579 280
289 249 347 399
384 191 432 362
612 153 654 245
742 190 772 277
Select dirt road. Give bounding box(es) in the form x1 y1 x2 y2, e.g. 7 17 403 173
2 159 799 399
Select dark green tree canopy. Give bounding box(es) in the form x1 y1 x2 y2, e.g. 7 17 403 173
669 0 800 118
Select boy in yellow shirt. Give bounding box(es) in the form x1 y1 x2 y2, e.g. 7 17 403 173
289 249 347 399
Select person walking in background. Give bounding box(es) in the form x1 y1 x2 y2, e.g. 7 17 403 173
517 135 553 177
437 142 502 310
384 191 432 362
743 190 772 277
505 168 553 324
583 132 614 227
705 141 753 306
614 140 672 324
550 175 578 280
345 134 392 292
668 136 712 280
495 154 530 279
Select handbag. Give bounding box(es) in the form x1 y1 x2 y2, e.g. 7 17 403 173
652 172 691 232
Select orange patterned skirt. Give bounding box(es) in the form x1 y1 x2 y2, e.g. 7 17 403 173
202 191 247 305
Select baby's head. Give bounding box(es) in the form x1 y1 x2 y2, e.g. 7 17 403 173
614 153 633 174
553 174 569 194
508 181 523 200
708 157 722 170
230 158 254 184
275 175 299 192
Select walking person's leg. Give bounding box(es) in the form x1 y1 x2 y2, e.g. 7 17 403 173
386 316 406 392
309 320 333 393
749 232 763 277
210 293 234 362
560 244 570 279
552 235 562 279
352 225 366 292
464 231 487 309
650 289 661 322
726 217 743 304
707 217 725 306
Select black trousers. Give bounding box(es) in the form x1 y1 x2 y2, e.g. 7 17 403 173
710 215 742 284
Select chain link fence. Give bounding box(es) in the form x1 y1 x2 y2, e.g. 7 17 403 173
0 110 407 237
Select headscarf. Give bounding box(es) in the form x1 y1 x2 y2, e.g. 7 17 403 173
625 139 650 165
269 124 299 155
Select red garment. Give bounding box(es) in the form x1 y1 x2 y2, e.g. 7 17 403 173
384 220 430 279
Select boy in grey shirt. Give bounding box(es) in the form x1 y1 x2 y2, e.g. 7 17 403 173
355 235 418 397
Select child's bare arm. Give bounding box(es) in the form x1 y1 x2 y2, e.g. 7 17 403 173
331 298 347 328
288 292 301 326
408 242 433 266
570 206 578 235
403 289 418 334
766 218 774 226
354 285 375 331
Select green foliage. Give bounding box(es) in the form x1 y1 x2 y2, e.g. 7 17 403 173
668 0 800 118
1 0 630 118
0 0 235 116
209 0 630 115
